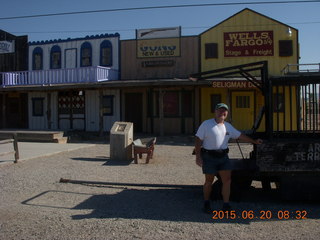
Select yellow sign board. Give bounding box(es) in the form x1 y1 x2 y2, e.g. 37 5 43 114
137 38 180 58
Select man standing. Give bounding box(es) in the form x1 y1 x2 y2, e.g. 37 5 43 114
195 103 262 213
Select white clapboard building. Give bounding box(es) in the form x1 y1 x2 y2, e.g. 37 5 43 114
1 33 121 132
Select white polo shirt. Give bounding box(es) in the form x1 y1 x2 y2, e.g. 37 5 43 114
196 119 241 150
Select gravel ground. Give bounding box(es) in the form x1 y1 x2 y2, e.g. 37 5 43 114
0 139 319 240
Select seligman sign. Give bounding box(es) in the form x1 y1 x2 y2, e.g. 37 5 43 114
224 31 273 57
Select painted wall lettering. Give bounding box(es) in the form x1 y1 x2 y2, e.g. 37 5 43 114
291 143 320 162
137 38 180 58
224 31 273 57
212 81 257 88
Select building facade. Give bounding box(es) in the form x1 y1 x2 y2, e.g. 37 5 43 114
1 33 121 132
120 32 200 135
1 9 304 135
198 8 299 131
0 30 28 129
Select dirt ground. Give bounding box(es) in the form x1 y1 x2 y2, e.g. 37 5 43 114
0 139 319 240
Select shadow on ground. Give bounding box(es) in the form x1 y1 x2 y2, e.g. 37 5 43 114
22 181 320 224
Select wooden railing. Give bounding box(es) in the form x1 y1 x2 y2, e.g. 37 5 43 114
281 63 320 75
0 133 19 163
1 66 119 87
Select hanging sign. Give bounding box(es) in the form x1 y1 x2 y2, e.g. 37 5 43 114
224 31 273 57
0 40 15 54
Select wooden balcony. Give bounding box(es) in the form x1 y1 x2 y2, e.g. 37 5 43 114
0 66 119 87
281 63 320 75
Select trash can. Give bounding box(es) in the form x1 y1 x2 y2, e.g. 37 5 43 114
110 121 133 161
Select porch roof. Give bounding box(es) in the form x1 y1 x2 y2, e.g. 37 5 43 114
0 77 259 92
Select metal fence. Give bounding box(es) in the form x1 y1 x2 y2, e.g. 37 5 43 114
270 75 320 137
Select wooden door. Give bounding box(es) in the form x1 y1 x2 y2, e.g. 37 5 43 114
65 48 77 68
5 93 28 128
231 91 254 130
125 93 143 132
58 91 85 130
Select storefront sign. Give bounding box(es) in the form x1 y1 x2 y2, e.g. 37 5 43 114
0 40 15 54
212 81 258 88
137 38 180 58
142 60 175 67
224 31 273 57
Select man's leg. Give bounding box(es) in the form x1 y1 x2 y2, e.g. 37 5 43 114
204 174 215 200
202 174 215 213
219 170 232 210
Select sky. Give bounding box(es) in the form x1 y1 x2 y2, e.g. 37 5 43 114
1 0 320 64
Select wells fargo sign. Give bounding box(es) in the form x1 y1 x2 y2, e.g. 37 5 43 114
224 31 273 57
137 38 180 58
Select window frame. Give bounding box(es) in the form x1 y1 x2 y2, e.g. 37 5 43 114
100 40 113 67
210 94 222 113
50 45 62 69
32 47 43 70
279 40 293 57
32 98 44 116
80 42 92 67
102 95 114 116
273 93 285 113
205 43 218 59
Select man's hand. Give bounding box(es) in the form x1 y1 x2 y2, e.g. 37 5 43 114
254 138 263 145
195 136 203 167
239 133 263 145
196 156 203 167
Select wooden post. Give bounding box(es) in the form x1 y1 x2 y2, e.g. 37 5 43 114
2 94 6 128
99 89 104 136
13 133 19 163
47 92 52 129
159 89 164 136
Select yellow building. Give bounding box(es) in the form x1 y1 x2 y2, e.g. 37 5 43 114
198 8 299 131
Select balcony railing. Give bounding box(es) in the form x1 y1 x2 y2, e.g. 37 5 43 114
282 63 320 75
0 66 119 87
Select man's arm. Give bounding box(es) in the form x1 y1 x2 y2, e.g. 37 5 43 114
238 133 263 145
195 136 203 167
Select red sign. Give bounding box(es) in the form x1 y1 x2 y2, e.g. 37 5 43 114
224 31 273 57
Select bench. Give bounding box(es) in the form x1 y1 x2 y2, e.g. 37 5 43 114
0 133 19 163
132 137 156 164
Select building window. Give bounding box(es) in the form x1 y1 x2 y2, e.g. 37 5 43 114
32 47 43 70
81 42 92 67
205 43 218 59
32 98 44 116
236 96 250 108
50 45 61 69
211 94 222 113
100 40 112 66
153 91 193 117
273 93 284 112
102 95 114 116
279 40 293 57
163 92 179 117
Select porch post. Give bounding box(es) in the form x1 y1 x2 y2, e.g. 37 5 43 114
159 89 164 136
47 92 52 129
99 89 104 136
1 94 6 128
